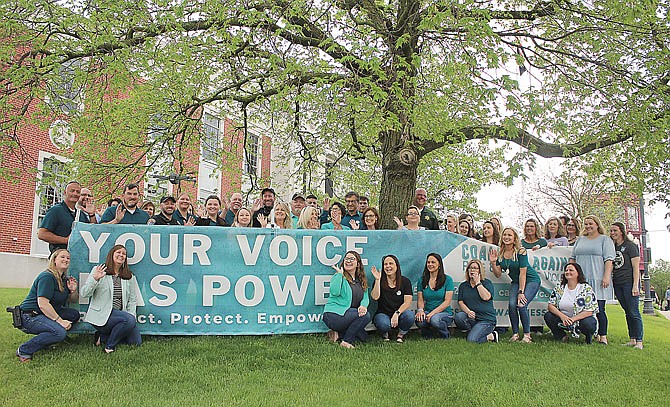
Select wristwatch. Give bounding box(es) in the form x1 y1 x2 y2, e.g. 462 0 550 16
518 289 524 294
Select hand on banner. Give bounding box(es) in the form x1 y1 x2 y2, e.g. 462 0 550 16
92 264 107 281
370 266 381 281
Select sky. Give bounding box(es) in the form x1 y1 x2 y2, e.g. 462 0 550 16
477 180 670 266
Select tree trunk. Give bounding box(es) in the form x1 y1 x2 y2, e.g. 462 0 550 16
378 129 419 229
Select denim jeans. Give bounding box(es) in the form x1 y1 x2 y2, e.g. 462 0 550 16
453 312 495 343
18 307 80 357
613 282 643 341
416 311 453 338
596 300 608 336
322 309 371 344
544 312 597 344
93 309 141 350
373 310 415 336
509 281 540 334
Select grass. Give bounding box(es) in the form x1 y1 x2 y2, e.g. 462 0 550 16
2 287 669 406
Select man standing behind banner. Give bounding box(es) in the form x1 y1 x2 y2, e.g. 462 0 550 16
252 187 276 227
149 196 180 225
223 192 244 226
101 183 150 225
38 181 92 253
414 188 439 230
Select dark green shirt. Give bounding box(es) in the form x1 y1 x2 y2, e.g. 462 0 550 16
40 201 90 252
21 271 70 312
457 279 497 324
419 207 440 230
496 250 541 284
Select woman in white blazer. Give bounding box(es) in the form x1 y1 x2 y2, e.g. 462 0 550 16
81 244 141 353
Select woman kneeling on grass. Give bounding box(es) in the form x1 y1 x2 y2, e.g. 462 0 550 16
322 251 370 349
16 249 80 362
453 259 499 343
415 253 455 339
370 255 415 343
81 244 141 353
544 263 598 344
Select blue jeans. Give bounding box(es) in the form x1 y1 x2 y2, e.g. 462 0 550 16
509 281 540 334
322 309 371 344
453 312 496 343
373 310 415 336
93 309 142 350
614 282 643 341
18 307 80 357
544 312 597 344
416 311 453 338
596 300 608 336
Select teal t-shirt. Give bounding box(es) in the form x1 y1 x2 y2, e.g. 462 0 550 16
21 271 70 312
416 274 454 314
457 279 497 324
496 250 541 284
521 238 547 249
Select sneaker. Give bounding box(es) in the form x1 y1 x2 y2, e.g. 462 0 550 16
490 331 499 343
16 348 31 363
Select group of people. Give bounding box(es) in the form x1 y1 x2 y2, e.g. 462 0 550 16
322 214 645 350
18 183 645 361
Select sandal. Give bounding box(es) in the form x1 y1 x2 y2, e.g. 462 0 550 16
326 330 339 342
396 335 404 343
509 334 519 342
340 341 355 349
521 336 533 343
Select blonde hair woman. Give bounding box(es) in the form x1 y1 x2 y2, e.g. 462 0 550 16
489 227 541 343
16 249 80 362
297 206 320 229
570 215 615 344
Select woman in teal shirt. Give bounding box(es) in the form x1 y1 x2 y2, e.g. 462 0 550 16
490 227 541 343
322 251 370 349
415 253 454 339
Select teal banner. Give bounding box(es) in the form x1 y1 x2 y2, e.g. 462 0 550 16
68 223 570 335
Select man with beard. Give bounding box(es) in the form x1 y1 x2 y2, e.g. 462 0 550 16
101 183 151 224
252 187 276 228
150 196 180 225
38 181 92 253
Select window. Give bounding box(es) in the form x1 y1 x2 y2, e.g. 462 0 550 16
45 60 84 116
37 157 68 226
201 113 221 163
244 132 260 175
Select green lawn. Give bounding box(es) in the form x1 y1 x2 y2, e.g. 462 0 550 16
2 287 668 406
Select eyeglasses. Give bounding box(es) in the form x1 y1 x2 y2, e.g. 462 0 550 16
343 257 357 262
364 215 376 218
345 199 358 204
407 212 419 216
467 266 480 270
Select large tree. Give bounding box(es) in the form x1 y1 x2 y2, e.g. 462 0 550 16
1 0 668 227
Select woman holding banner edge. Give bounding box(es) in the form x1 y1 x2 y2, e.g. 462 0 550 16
322 251 370 349
489 227 541 343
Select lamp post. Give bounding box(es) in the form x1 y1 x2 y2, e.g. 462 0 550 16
639 196 654 315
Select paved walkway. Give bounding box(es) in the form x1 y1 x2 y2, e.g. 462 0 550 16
659 310 670 320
